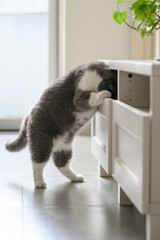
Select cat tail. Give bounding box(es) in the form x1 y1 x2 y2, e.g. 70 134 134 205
5 116 29 152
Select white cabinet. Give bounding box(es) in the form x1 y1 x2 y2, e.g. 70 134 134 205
112 100 150 214
91 60 160 240
91 99 112 175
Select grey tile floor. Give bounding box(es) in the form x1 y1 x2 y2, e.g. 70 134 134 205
0 132 145 240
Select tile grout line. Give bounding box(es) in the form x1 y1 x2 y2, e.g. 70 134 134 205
23 203 119 208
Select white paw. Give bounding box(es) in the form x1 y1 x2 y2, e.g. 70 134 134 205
71 174 84 182
98 90 111 99
35 181 47 188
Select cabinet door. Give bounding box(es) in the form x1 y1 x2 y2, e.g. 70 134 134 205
91 99 112 175
112 100 150 214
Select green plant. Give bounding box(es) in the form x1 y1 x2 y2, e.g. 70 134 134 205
113 0 160 38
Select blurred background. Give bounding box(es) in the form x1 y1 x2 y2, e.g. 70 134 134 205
0 0 158 131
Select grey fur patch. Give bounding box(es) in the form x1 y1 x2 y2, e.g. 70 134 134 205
5 116 29 152
53 150 72 167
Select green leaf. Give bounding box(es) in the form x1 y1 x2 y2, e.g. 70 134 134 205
148 14 155 26
113 11 127 25
137 22 142 31
121 11 128 21
134 10 147 22
117 0 130 3
150 5 157 14
141 28 147 38
146 26 152 32
113 11 124 25
149 1 157 13
134 15 141 21
130 0 148 11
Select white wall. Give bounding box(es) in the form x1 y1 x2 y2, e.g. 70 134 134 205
64 0 131 72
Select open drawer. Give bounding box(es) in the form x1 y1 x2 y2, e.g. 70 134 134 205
112 100 150 214
91 99 112 175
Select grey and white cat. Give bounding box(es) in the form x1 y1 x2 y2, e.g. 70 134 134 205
6 61 117 188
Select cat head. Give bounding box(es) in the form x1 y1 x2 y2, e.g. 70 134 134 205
96 62 117 100
77 61 117 99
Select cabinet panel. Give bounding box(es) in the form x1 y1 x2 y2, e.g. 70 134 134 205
112 100 150 214
95 113 108 147
117 126 141 178
118 71 149 108
91 99 112 175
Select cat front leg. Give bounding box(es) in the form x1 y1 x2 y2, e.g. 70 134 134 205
88 90 111 107
53 150 84 182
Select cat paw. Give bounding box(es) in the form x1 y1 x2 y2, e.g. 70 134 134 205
71 174 84 182
35 181 47 188
98 90 111 99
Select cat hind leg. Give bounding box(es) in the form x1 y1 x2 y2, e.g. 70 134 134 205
30 136 53 188
32 162 47 188
53 150 84 182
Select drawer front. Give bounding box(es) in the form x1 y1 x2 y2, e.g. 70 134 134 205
112 101 150 213
91 99 112 175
